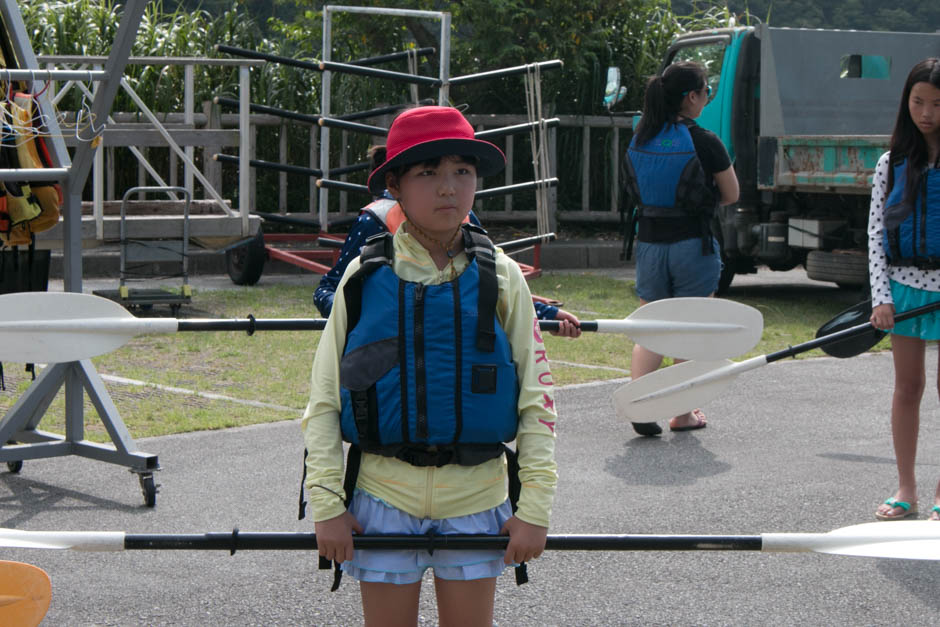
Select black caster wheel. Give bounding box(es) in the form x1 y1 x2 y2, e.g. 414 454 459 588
138 473 158 507
5 441 22 473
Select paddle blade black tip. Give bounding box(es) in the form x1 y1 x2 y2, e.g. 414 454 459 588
815 300 886 358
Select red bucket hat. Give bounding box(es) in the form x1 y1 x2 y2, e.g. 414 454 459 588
367 106 506 195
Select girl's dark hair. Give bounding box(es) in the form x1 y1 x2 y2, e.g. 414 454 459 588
889 57 940 200
634 61 708 146
368 144 387 171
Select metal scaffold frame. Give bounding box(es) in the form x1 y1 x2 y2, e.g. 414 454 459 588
316 5 559 234
0 0 161 506
318 5 451 229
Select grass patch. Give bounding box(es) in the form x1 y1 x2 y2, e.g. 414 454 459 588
0 274 882 442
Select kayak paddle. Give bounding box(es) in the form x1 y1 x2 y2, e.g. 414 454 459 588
0 292 762 363
1 521 939 560
611 302 916 421
815 299 940 358
0 560 51 627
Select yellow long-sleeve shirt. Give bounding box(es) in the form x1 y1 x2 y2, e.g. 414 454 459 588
302 227 557 527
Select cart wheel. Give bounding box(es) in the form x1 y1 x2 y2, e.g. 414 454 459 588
226 229 266 286
138 473 158 507
5 441 22 473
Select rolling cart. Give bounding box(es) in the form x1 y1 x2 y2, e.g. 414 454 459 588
94 186 192 315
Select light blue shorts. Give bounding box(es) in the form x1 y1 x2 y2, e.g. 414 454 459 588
635 237 721 302
343 489 513 584
889 280 940 340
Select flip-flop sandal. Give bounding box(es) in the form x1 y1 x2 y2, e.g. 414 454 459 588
670 408 707 432
930 505 940 521
875 497 918 521
631 422 662 437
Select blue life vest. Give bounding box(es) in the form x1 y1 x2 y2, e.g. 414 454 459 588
883 159 940 268
338 224 519 467
623 120 713 219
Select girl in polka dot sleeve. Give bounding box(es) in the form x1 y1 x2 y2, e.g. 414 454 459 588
868 58 940 522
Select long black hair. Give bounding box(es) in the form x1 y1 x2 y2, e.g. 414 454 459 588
633 61 708 146
888 57 940 201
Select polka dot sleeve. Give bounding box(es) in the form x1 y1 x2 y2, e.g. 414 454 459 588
867 151 940 307
867 152 892 307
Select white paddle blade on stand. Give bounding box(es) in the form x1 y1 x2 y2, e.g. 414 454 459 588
0 292 176 363
621 298 763 361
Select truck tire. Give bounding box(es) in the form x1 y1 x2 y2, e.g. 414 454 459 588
226 229 266 286
805 250 868 287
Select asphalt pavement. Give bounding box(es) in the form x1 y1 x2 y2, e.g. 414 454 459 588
6 269 937 625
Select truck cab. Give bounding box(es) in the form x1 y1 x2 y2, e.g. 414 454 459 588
661 25 940 290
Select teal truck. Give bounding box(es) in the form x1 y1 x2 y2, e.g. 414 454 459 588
658 24 940 290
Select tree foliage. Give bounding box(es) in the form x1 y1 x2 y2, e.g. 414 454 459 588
672 0 940 32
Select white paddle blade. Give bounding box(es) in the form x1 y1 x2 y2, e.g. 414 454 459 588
612 360 734 421
0 292 141 362
763 521 940 560
0 528 125 551
625 297 763 361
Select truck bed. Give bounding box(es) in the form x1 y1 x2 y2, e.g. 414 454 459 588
757 135 888 195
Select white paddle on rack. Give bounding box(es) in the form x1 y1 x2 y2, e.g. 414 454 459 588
0 292 762 363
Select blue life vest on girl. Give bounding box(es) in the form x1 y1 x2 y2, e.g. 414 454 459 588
883 159 940 268
623 119 713 219
338 224 519 467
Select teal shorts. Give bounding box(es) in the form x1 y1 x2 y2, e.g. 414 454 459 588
342 489 513 584
889 280 940 340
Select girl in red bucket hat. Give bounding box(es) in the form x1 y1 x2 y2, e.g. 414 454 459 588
303 105 558 626
314 108 582 337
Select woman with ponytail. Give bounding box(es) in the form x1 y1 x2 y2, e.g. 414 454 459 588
623 60 739 436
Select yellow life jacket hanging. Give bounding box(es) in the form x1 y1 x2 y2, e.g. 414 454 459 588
0 188 9 236
12 92 61 233
0 21 63 248
0 120 40 248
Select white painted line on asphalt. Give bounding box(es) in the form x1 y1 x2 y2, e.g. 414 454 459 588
549 359 630 374
98 372 300 412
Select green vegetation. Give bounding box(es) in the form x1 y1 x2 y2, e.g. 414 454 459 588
673 0 940 32
0 274 881 441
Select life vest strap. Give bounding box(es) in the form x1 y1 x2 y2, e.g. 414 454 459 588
461 224 498 352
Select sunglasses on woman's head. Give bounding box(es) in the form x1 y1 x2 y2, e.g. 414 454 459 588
682 85 712 98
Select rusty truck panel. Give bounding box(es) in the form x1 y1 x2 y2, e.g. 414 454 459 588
757 135 889 195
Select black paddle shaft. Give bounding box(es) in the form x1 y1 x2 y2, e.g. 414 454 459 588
176 318 595 335
121 531 762 553
768 300 940 364
176 318 326 333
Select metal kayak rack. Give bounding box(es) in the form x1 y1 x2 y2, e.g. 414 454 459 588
0 0 161 508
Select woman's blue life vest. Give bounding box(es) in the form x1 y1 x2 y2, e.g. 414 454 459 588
622 119 715 220
338 224 520 467
883 158 940 268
